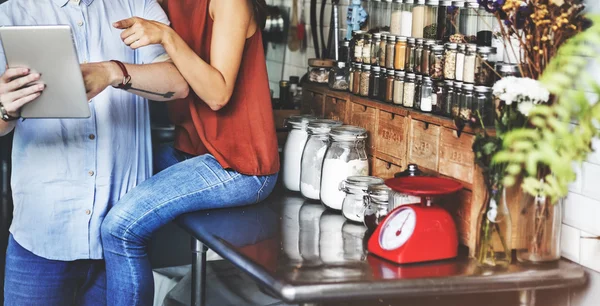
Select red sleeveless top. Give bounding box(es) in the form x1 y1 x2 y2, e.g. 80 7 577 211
166 0 280 176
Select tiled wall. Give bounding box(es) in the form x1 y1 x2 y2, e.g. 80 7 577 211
268 0 600 304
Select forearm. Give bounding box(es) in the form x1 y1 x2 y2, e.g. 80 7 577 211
0 120 15 137
106 61 189 101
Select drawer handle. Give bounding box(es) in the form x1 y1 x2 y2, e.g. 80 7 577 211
423 122 430 130
385 162 392 170
390 113 395 120
362 105 368 112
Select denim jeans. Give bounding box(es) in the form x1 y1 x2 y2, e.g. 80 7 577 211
101 145 278 306
4 235 106 306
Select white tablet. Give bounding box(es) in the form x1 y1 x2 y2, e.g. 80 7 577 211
0 25 90 118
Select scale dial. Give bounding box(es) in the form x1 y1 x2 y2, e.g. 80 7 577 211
379 207 416 251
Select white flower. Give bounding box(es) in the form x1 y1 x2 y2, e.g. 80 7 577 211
492 77 550 113
517 101 535 116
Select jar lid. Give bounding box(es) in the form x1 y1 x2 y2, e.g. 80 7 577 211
387 35 396 41
444 79 455 86
407 37 416 44
337 61 347 68
353 30 366 38
393 0 404 3
477 46 497 54
367 183 391 201
396 36 408 42
474 85 493 93
381 33 387 40
454 81 464 87
423 76 433 83
425 0 439 5
356 63 363 68
395 70 406 77
431 44 445 52
415 0 426 4
466 43 478 52
329 125 368 141
416 38 425 45
341 176 385 194
498 63 520 74
286 114 318 129
308 58 335 68
387 69 395 75
307 119 343 135
342 40 350 46
416 74 423 81
458 43 467 51
445 42 458 50
404 0 415 3
363 64 372 70
373 32 381 39
451 1 465 7
372 65 381 72
406 73 416 79
384 0 394 2
462 83 475 90
424 39 436 46
373 0 381 2
440 0 454 6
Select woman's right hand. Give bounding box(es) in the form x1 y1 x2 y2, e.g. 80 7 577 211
0 68 45 117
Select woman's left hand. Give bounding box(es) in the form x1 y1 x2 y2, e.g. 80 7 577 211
113 17 170 49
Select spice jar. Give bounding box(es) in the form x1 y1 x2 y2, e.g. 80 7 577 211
442 79 455 117
393 70 405 105
462 43 477 83
348 62 356 92
452 81 463 117
403 73 416 108
340 176 385 223
385 69 395 103
497 63 521 78
352 31 365 63
424 0 439 39
443 42 458 80
352 63 362 95
300 119 343 200
328 61 350 91
380 0 393 32
429 44 445 80
364 183 391 232
420 76 434 112
460 83 475 121
379 33 388 67
421 39 435 76
340 40 351 64
475 46 496 86
412 0 427 38
283 115 318 192
414 38 424 73
477 5 494 46
359 64 371 97
459 1 478 43
455 43 466 81
391 0 403 35
385 35 396 69
380 68 388 100
474 86 494 126
414 74 423 110
369 65 383 100
321 126 370 211
371 33 382 66
405 37 416 73
394 36 408 71
437 0 457 42
363 34 373 64
433 80 445 114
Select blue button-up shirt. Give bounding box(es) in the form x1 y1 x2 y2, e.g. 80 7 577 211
0 0 169 260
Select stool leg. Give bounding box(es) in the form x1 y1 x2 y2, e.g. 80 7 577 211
519 290 536 306
191 238 209 306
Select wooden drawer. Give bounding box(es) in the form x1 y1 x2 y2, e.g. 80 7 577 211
408 119 440 171
349 102 377 152
438 128 475 185
376 110 408 166
302 90 325 117
372 157 403 179
324 96 348 123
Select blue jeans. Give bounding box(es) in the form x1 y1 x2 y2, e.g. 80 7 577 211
4 235 106 306
101 145 278 306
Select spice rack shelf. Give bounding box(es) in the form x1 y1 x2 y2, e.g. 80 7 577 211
301 82 519 255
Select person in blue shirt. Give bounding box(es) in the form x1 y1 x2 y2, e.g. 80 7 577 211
0 0 189 305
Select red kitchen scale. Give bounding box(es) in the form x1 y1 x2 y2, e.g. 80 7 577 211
368 176 463 264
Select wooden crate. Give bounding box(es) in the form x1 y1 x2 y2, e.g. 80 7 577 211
349 102 377 153
324 96 348 123
376 110 409 168
408 119 440 172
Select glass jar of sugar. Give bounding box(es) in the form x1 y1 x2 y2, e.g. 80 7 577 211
283 115 318 192
320 126 370 211
300 119 343 201
340 176 384 223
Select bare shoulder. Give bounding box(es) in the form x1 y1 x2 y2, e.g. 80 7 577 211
209 0 253 19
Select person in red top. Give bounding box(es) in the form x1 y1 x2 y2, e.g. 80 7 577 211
100 0 280 304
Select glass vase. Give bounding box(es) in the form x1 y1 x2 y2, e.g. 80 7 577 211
517 193 563 263
475 188 512 268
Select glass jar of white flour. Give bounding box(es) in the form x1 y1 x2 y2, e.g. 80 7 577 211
340 176 384 223
283 115 318 191
320 126 369 210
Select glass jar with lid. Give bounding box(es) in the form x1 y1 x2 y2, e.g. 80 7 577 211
414 38 424 73
405 37 416 73
328 61 350 91
371 33 382 65
340 176 385 223
380 0 393 32
433 80 445 114
403 73 416 108
497 63 521 78
394 36 408 71
321 126 370 211
390 0 404 35
352 31 366 62
364 183 392 232
420 76 434 112
385 35 396 69
411 0 427 38
362 34 373 64
352 63 363 95
463 43 477 83
459 1 478 43
385 69 395 103
475 46 497 86
455 43 466 81
474 86 494 126
437 0 457 42
443 42 458 79
359 64 371 97
300 119 343 200
448 1 465 43
477 4 494 46
442 79 455 117
393 70 405 105
424 0 439 39
369 65 383 99
429 44 445 80
283 115 318 192
401 0 415 37
421 39 435 76
380 68 388 100
370 0 383 32
460 83 475 121
414 74 423 110
348 62 356 92
379 33 387 67
340 40 351 64
452 81 463 117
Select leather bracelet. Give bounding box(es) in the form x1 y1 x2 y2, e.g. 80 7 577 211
110 60 132 89
0 102 20 122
